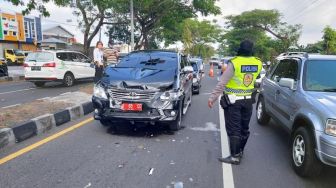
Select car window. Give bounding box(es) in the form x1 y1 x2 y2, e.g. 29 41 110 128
26 52 54 62
271 59 299 82
181 55 188 69
76 53 90 63
191 62 198 71
67 53 78 62
304 60 336 91
6 50 14 55
56 53 68 61
116 51 178 70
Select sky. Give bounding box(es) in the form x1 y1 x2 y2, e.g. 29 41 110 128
0 0 335 48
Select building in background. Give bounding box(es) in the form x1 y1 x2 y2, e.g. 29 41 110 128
0 9 42 58
41 24 77 50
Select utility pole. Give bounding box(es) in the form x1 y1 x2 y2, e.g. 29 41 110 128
130 0 135 51
99 28 102 42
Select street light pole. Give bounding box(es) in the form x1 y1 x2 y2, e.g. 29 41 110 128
130 0 135 51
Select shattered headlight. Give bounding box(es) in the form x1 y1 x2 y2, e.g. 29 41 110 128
160 90 180 101
93 84 108 99
326 119 336 137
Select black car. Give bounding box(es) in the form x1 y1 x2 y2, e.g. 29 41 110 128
92 50 194 131
0 58 8 77
191 61 202 94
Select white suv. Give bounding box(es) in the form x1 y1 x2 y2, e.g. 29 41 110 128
24 50 95 87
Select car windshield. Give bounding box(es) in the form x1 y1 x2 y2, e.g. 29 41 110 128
116 51 177 70
191 62 198 71
304 60 336 92
14 50 24 56
26 52 54 62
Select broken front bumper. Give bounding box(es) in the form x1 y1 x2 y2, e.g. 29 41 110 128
92 96 180 122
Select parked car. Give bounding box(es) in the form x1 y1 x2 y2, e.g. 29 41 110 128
0 58 8 77
257 53 336 177
209 57 220 68
190 60 202 94
190 58 204 73
92 50 194 131
24 50 95 87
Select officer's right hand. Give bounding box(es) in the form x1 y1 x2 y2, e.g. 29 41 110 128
208 100 214 108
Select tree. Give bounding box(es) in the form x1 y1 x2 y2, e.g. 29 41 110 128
108 0 220 50
180 19 222 57
226 9 302 50
221 9 302 61
322 26 336 54
7 0 118 55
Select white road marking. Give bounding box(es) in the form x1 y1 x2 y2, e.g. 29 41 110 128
2 103 21 109
218 101 235 188
0 88 35 95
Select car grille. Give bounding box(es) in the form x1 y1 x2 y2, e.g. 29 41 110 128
107 88 157 102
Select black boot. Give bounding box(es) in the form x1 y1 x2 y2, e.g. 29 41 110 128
239 133 250 159
218 136 241 165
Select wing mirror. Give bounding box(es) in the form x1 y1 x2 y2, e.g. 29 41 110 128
279 78 295 90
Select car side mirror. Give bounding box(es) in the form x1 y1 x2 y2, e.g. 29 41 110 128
279 78 295 90
183 66 194 73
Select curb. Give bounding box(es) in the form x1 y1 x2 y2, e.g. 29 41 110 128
0 101 93 150
0 76 25 82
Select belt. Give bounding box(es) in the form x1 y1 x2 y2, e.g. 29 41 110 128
235 95 251 100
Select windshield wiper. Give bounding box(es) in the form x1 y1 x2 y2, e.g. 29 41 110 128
140 58 165 65
322 88 336 92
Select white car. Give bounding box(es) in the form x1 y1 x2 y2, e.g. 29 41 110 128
24 50 95 87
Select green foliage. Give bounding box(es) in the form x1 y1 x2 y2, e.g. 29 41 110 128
221 9 302 61
322 26 336 54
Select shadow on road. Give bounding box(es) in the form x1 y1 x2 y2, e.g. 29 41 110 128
106 122 179 138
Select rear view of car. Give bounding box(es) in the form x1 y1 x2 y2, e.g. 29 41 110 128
0 58 8 77
24 51 95 87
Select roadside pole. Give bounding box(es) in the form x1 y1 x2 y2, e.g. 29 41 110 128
130 0 135 52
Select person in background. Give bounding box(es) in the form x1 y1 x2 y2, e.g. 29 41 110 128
104 39 119 66
93 41 104 83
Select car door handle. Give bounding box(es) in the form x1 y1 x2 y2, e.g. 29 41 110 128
276 90 280 95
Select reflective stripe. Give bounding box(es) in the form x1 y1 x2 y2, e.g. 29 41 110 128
225 88 254 94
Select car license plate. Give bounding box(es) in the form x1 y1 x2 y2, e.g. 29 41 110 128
121 103 143 111
31 66 41 71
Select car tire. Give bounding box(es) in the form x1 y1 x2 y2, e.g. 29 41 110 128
169 100 183 131
63 73 75 87
34 82 45 87
256 97 271 125
291 127 322 177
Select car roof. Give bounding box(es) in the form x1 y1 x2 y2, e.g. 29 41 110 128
32 50 85 54
282 53 336 61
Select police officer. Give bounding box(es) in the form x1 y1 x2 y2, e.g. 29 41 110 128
208 40 262 165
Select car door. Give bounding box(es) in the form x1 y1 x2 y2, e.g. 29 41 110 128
273 59 300 129
266 59 299 127
67 52 86 79
75 53 95 78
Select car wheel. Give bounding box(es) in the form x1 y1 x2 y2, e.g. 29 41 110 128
256 97 271 125
169 101 183 131
291 127 322 177
63 73 75 87
34 82 45 87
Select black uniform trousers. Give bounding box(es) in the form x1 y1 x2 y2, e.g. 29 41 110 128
224 99 253 156
94 65 104 83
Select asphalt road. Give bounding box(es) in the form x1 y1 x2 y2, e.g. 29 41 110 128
0 65 336 188
0 81 93 108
